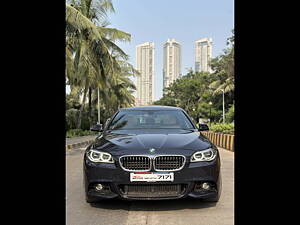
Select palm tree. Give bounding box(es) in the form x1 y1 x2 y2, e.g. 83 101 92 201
94 59 138 119
110 61 137 109
66 1 135 128
209 32 234 95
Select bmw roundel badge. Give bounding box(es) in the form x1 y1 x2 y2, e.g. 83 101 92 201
149 148 156 153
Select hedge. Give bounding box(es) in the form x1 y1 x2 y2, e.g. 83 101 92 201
66 129 98 138
209 123 234 134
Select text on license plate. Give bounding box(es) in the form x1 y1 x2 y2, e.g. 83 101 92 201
130 172 174 182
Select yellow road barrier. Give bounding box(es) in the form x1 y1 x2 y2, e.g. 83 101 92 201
201 131 234 152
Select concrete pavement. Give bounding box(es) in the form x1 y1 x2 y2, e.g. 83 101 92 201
66 148 234 225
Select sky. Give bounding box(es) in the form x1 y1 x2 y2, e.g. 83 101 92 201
66 0 234 99
108 0 234 101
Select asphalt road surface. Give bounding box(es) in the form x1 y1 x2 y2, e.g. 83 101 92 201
66 147 234 225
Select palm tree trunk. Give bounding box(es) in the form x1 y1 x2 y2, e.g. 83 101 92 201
88 87 92 117
77 86 88 129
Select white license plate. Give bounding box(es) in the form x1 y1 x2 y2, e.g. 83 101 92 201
130 172 174 182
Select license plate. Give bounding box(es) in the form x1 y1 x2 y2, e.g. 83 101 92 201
130 172 174 182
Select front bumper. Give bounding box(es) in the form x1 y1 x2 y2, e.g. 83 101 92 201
83 155 221 201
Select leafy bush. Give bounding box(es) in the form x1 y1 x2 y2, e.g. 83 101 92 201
80 111 92 130
210 123 234 134
225 104 234 123
66 108 80 130
66 108 97 131
66 129 97 138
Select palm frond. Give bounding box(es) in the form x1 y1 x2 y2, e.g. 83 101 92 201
102 37 128 59
98 27 131 42
91 0 115 25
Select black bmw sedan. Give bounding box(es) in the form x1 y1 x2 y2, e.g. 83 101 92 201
83 106 221 202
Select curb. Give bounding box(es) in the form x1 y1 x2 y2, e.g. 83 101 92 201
66 139 95 150
201 131 234 152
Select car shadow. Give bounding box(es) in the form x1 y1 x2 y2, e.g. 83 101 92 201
90 198 216 211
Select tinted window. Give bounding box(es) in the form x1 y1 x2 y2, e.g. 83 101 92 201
108 110 194 130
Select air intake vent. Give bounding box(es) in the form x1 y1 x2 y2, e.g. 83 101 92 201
120 184 185 198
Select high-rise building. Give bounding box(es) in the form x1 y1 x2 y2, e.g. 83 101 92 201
135 42 155 106
195 38 213 73
163 39 181 90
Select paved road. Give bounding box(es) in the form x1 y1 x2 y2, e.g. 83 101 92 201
66 148 234 225
66 135 98 145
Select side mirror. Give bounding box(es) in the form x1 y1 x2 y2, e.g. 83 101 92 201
90 124 103 132
198 123 209 131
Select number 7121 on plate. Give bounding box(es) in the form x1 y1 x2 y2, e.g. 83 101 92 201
130 172 174 182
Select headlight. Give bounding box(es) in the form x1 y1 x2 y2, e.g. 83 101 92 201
86 149 114 163
190 148 217 162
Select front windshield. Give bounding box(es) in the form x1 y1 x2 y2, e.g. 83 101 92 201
108 110 195 130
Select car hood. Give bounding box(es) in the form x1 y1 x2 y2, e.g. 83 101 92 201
92 129 212 156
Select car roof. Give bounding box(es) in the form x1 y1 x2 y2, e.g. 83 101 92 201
119 105 183 111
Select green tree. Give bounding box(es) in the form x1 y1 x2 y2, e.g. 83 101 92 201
65 0 136 129
155 71 221 122
210 30 234 95
154 31 234 124
225 104 234 123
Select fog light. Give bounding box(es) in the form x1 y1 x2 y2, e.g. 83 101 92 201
202 182 210 190
95 184 103 191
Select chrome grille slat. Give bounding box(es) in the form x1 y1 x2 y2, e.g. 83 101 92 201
119 155 186 172
154 155 185 171
119 155 151 171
